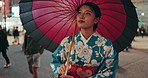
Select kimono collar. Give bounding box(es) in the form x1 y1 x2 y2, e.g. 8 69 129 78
79 31 98 43
78 31 105 44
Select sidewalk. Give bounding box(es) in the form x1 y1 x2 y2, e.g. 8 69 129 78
116 36 148 78
132 36 148 49
7 35 24 45
0 45 54 78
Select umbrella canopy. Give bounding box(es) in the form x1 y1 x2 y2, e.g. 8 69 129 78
19 0 138 53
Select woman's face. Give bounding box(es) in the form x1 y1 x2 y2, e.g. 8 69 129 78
76 5 99 30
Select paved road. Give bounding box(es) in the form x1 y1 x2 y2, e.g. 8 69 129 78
0 45 55 78
116 48 148 78
0 36 148 78
116 36 148 78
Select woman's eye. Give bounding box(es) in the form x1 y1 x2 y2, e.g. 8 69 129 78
78 12 81 14
86 13 91 15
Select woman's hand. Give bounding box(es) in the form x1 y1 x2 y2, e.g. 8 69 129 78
58 64 67 75
59 75 74 78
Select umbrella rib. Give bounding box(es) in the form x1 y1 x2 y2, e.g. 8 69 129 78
99 20 115 40
51 0 76 8
97 2 123 5
54 0 74 12
101 8 139 21
21 10 71 26
70 0 77 7
52 12 77 39
25 10 74 36
21 6 70 14
70 0 79 10
80 0 83 6
54 0 69 11
64 0 76 7
33 11 76 47
39 10 70 19
100 18 137 51
99 21 123 50
101 13 124 31
74 0 79 7
23 0 78 8
39 11 73 28
86 0 89 2
53 12 77 41
64 13 77 37
100 17 131 50
102 12 138 33
114 26 136 52
41 12 76 37
23 10 73 25
47 12 77 47
100 8 125 15
54 0 77 10
60 0 75 11
105 17 122 37
30 1 75 12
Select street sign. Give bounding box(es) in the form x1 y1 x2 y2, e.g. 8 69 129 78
139 20 143 24
11 12 15 17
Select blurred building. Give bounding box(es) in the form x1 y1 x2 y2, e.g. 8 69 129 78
0 0 23 31
132 0 148 28
1 0 11 17
11 0 20 5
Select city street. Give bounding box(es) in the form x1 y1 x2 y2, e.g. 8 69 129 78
0 35 55 78
0 0 148 78
116 36 148 78
0 35 148 78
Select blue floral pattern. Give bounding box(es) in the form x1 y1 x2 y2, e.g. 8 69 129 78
50 31 118 78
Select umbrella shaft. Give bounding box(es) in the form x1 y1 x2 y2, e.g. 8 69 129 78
65 25 77 75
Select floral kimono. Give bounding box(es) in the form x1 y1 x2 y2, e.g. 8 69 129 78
50 31 118 78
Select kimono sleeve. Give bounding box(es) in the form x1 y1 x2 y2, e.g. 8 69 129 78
50 39 66 77
92 40 119 78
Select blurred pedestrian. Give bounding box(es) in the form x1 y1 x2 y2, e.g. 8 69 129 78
139 26 145 38
123 44 132 52
0 25 11 68
146 26 148 36
2 27 7 35
23 32 44 78
12 26 20 45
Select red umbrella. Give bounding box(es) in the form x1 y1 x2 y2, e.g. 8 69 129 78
19 0 138 53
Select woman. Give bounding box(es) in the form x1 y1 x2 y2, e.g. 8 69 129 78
51 2 118 78
0 25 11 68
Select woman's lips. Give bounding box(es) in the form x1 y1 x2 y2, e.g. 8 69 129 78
79 20 85 23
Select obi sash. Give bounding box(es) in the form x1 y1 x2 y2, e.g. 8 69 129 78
68 64 98 78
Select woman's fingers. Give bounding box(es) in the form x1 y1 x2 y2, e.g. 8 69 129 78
58 64 67 75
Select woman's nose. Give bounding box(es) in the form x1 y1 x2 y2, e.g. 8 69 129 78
79 14 84 19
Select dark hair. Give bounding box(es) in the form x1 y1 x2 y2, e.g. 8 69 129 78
77 2 101 30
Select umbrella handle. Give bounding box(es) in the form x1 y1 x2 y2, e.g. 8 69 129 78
64 35 75 75
64 63 69 75
64 25 77 75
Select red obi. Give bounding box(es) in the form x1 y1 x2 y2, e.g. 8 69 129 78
68 64 98 78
